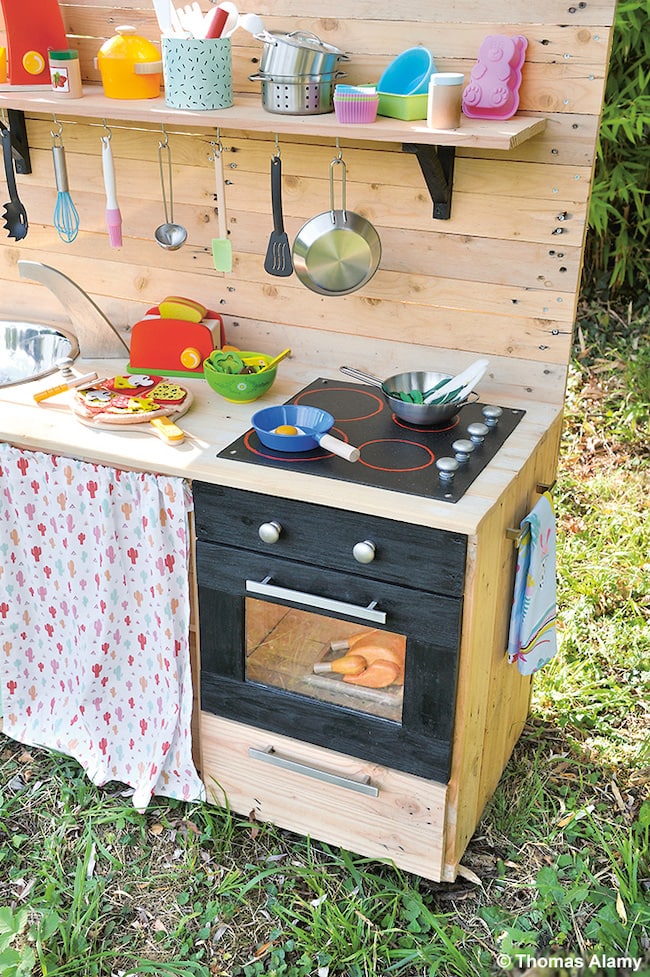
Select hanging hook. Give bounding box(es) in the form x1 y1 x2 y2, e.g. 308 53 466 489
159 123 169 150
51 114 64 143
335 136 342 160
51 115 64 147
209 129 223 162
274 133 281 158
101 119 112 149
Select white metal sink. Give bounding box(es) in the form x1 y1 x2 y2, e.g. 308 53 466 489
0 321 79 388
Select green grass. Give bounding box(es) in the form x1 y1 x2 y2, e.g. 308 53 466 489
1 299 649 977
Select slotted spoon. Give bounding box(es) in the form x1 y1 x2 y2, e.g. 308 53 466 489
1 125 28 241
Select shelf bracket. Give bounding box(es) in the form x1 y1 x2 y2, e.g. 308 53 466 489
402 143 455 220
6 109 32 174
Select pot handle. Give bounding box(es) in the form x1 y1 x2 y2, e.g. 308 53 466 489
330 157 347 220
339 366 384 388
287 29 321 42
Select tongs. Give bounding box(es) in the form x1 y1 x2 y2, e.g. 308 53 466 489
422 358 489 405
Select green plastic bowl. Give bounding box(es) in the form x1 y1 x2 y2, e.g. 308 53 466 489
376 91 428 120
204 350 278 403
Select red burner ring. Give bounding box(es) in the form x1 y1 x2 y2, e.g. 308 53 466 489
294 385 384 423
391 413 461 434
358 438 436 473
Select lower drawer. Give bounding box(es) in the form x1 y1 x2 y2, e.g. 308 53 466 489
200 712 448 881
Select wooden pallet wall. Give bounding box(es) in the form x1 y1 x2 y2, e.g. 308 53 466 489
0 1 616 403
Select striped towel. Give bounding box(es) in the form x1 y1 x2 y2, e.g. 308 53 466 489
507 491 558 675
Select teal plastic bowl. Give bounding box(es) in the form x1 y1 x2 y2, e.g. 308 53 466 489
204 350 278 403
377 47 435 96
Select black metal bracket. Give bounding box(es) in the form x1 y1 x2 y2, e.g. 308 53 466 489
4 109 32 174
402 143 456 220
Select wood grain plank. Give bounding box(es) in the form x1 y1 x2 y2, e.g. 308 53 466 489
200 712 448 880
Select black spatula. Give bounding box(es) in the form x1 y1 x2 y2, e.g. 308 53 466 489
263 155 293 277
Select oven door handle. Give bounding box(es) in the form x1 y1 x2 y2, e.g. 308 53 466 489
245 576 387 624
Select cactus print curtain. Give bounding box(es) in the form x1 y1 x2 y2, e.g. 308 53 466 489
0 444 204 810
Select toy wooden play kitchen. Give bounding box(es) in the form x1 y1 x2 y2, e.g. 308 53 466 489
0 0 618 882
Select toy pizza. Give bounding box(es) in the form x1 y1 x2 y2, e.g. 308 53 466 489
70 375 192 444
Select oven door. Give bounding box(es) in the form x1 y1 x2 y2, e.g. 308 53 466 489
197 540 462 781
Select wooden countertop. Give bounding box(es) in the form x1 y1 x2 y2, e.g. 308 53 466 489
0 347 560 536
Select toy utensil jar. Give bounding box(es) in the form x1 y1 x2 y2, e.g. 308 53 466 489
49 49 83 98
427 72 464 129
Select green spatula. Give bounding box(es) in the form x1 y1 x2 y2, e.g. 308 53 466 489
211 145 232 273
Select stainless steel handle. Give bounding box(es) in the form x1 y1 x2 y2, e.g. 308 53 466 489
245 576 387 623
248 746 379 797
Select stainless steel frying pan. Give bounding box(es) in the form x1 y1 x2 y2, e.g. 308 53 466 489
292 156 381 296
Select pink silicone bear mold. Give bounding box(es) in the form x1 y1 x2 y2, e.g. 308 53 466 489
462 34 528 120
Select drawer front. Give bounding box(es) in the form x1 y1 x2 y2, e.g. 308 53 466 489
193 482 466 596
200 712 447 882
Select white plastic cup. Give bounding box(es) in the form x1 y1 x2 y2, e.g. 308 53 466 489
427 72 464 129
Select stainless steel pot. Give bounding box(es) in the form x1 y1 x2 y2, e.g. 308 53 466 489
255 29 348 77
292 157 381 295
249 71 345 115
339 366 479 425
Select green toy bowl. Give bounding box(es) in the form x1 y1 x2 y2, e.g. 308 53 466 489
204 350 278 403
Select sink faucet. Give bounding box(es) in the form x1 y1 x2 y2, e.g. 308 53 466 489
18 260 130 359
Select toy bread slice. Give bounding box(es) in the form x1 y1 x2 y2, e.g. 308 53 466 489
158 296 208 323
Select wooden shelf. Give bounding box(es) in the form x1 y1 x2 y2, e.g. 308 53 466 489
0 87 546 150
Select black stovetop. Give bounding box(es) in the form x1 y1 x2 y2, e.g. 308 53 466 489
218 378 525 503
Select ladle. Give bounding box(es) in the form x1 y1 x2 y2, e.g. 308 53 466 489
154 132 187 251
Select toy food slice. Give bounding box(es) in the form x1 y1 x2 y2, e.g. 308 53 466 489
149 380 188 403
158 296 208 322
209 350 245 374
104 374 162 395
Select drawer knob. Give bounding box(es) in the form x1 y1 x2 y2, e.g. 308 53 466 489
258 520 282 544
352 539 376 564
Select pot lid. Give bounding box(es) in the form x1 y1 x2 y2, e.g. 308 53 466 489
262 30 346 57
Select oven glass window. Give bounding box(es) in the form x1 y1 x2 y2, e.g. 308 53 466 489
245 599 405 723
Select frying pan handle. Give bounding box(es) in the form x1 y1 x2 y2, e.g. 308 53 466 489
330 157 347 218
316 432 360 462
339 365 384 388
270 155 285 234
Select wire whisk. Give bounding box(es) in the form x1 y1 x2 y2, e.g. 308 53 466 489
51 121 80 244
